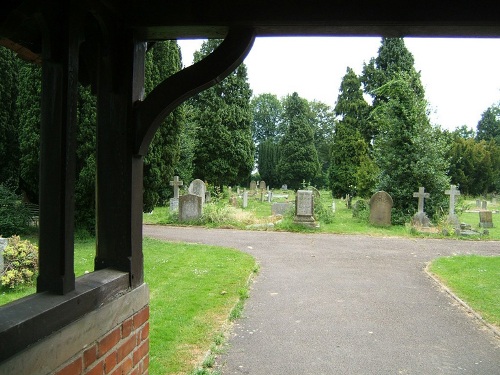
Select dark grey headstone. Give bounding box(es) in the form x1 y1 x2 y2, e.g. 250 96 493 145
369 191 393 226
479 211 493 228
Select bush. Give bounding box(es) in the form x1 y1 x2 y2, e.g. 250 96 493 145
1 235 39 289
0 184 33 237
352 199 369 222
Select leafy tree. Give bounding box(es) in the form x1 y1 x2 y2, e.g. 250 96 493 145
258 139 280 188
476 104 500 144
277 92 319 190
372 73 449 224
143 40 185 211
309 100 335 188
251 93 283 145
191 40 254 188
0 46 20 188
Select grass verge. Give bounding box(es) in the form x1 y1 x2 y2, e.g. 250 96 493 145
429 255 500 329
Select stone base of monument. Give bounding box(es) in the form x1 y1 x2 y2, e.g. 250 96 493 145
411 212 431 227
293 215 319 228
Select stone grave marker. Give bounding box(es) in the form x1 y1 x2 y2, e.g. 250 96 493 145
0 238 8 273
272 202 293 216
259 180 266 190
189 179 206 204
267 190 273 203
169 175 183 211
242 190 248 208
294 190 316 226
479 211 493 228
476 199 481 208
229 195 238 207
179 194 202 222
250 181 257 191
482 200 488 210
369 191 393 226
281 184 287 190
412 187 431 227
445 184 460 227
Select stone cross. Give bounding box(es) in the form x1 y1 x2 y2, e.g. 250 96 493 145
445 184 460 215
413 187 430 214
170 176 183 199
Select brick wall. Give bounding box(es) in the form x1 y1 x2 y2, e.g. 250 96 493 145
54 306 149 375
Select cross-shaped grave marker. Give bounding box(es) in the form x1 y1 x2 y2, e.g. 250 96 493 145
170 176 183 199
445 184 461 215
413 187 430 214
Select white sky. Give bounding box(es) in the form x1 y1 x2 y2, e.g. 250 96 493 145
178 37 500 131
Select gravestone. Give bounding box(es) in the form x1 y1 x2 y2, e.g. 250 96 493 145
412 187 431 227
0 238 8 273
205 191 211 203
445 184 461 227
272 202 293 216
369 191 393 226
479 211 493 228
169 175 183 211
250 181 257 191
259 180 266 190
482 200 488 210
281 184 287 190
189 179 206 204
229 195 238 207
331 201 336 212
242 190 248 208
267 191 273 203
179 194 203 222
294 190 316 227
476 199 481 208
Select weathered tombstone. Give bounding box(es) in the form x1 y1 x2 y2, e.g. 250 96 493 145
242 190 248 208
476 199 481 208
281 184 287 190
169 175 183 211
179 194 203 222
250 181 257 191
412 187 431 227
445 184 461 227
479 211 494 228
369 191 393 226
294 190 316 226
259 180 266 190
272 202 294 216
205 190 211 203
260 190 265 202
267 191 273 203
482 200 488 210
229 195 238 207
331 201 336 212
189 179 206 204
0 238 8 273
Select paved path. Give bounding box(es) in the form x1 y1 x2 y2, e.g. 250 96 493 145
144 225 500 374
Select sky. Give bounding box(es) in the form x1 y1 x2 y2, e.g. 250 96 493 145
178 37 500 131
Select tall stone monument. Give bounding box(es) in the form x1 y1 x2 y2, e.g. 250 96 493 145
445 184 461 227
411 187 431 227
169 175 183 211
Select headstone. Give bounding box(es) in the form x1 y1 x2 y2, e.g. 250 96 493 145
179 194 203 222
272 202 294 216
281 184 287 190
205 190 211 203
267 191 273 203
188 179 206 204
412 187 431 227
242 190 248 208
229 195 238 207
445 184 461 227
479 211 494 228
331 201 336 212
259 180 266 190
0 238 8 272
260 190 265 202
250 181 257 191
482 200 488 210
369 191 393 226
476 199 481 208
294 190 316 226
169 198 179 211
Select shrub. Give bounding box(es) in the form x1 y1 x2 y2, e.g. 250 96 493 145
0 184 32 237
352 199 369 222
1 235 39 289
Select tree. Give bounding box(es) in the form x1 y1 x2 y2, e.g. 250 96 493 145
0 46 20 188
143 40 185 211
277 92 319 190
258 139 280 188
309 100 335 188
372 73 450 224
251 93 283 145
191 39 254 188
476 104 500 144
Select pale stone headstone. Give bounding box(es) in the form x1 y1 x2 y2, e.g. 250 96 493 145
482 200 488 210
272 202 294 216
445 184 460 226
169 198 179 212
250 181 257 191
259 180 266 190
331 201 336 212
205 191 211 203
0 238 8 272
294 190 316 226
479 211 493 228
179 194 203 222
412 187 431 227
242 190 248 208
189 179 206 204
281 184 287 190
267 191 273 203
229 195 238 207
369 191 393 226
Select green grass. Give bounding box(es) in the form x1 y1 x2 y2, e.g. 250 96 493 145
429 255 500 328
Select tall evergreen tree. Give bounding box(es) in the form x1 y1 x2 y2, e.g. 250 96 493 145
191 40 254 188
476 104 500 144
309 100 335 188
277 93 319 190
258 139 280 188
251 93 283 145
143 40 185 211
0 46 20 188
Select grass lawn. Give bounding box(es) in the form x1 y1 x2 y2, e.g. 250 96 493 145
429 255 500 328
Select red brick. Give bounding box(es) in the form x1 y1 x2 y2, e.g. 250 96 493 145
56 357 82 375
99 328 121 357
139 322 149 342
129 367 140 375
84 345 98 369
117 335 137 362
133 307 149 329
86 361 104 375
121 356 133 374
104 352 117 374
133 338 149 366
122 318 133 338
141 355 149 374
